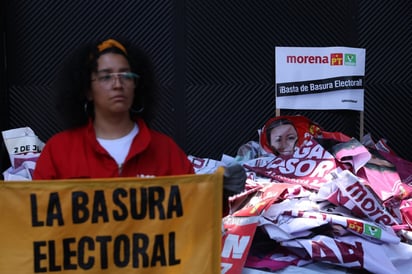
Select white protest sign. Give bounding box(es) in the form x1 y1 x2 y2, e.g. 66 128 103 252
275 47 366 111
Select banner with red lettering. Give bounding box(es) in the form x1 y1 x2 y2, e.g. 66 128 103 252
244 139 339 190
0 169 223 274
275 46 365 111
223 171 412 273
221 215 259 274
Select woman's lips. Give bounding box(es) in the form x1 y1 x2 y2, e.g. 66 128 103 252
110 95 127 101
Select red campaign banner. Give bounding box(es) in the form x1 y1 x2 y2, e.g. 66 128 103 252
221 215 259 274
245 139 339 190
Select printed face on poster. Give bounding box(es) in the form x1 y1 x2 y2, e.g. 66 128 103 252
275 47 366 111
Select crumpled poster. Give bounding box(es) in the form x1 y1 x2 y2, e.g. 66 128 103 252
2 127 44 180
218 130 412 273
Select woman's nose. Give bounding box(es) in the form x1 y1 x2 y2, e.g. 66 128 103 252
112 76 123 87
279 139 287 149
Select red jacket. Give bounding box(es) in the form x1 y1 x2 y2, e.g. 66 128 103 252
33 118 194 179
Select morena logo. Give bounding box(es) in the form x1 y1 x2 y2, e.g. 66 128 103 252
286 53 357 66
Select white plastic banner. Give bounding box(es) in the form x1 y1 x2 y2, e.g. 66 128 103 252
275 46 366 111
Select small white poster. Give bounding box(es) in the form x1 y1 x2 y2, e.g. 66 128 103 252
275 47 366 111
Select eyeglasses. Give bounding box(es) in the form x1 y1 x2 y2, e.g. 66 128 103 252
91 72 139 86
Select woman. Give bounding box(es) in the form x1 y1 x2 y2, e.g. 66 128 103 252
33 38 194 179
265 118 298 156
259 115 322 156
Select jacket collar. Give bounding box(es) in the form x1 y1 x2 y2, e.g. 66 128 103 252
86 118 151 158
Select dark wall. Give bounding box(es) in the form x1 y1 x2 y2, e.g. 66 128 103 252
358 0 411 160
1 0 411 174
1 1 9 170
184 0 361 157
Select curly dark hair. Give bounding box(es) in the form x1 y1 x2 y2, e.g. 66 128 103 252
55 37 157 129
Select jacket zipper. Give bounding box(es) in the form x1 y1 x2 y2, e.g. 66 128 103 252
118 163 123 176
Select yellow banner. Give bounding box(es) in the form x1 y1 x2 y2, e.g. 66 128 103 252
0 168 223 274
